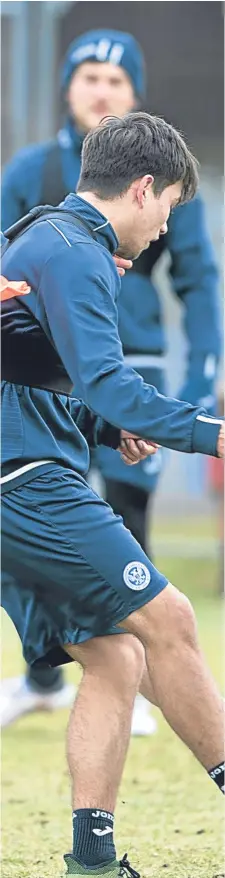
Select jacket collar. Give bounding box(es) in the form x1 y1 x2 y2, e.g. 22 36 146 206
63 192 119 255
57 117 84 155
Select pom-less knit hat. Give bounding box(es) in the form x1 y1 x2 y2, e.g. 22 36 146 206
61 29 146 100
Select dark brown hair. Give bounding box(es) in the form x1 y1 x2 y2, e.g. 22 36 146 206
78 111 199 202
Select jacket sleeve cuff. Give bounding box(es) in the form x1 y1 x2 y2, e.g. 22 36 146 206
192 415 223 456
97 420 120 449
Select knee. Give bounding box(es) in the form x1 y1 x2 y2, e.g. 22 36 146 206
162 586 198 651
124 583 198 653
80 634 145 690
116 635 145 685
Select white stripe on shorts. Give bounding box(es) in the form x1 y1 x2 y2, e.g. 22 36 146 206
1 460 54 485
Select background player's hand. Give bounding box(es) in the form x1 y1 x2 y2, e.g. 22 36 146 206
113 255 133 277
217 423 225 458
118 430 159 465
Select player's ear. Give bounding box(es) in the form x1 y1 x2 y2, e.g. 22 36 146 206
144 175 154 195
135 175 154 208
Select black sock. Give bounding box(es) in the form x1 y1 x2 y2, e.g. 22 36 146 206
26 665 64 692
72 808 116 866
208 762 225 792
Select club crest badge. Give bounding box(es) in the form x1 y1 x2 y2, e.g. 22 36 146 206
123 561 150 590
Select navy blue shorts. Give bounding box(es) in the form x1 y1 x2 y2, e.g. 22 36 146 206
1 466 168 667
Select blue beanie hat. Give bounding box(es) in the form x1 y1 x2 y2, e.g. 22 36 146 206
61 29 146 100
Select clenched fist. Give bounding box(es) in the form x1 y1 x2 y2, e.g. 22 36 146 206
118 430 159 466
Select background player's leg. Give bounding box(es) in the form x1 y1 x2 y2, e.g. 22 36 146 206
26 664 64 691
119 583 224 771
0 665 76 729
0 572 75 728
105 478 150 553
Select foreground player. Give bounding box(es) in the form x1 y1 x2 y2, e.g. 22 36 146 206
1 113 224 877
1 29 220 735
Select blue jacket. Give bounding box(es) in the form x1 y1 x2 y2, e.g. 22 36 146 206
1 194 221 492
1 120 221 413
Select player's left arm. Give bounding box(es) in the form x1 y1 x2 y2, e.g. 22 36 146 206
167 194 222 414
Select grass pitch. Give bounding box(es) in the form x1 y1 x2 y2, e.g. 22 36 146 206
1 518 224 878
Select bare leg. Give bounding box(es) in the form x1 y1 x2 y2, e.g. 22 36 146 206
64 634 145 810
139 666 158 705
119 582 224 769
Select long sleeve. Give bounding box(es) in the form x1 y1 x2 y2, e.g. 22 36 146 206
70 398 120 449
167 194 221 412
40 241 221 457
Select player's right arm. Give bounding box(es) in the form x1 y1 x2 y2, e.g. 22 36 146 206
41 242 223 458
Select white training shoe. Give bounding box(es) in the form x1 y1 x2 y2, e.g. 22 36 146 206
131 694 157 736
0 675 76 728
